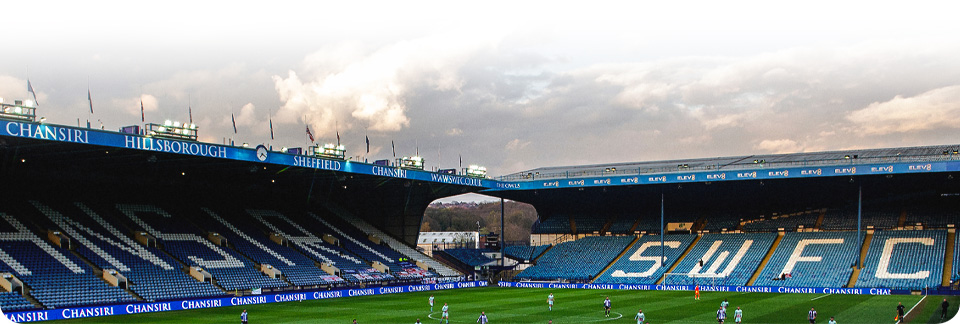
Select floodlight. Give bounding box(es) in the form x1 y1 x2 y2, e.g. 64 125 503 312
23 100 33 107
164 120 172 126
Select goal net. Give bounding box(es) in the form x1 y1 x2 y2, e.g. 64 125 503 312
662 273 727 287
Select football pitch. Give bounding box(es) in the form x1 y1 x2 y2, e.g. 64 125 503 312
47 287 958 323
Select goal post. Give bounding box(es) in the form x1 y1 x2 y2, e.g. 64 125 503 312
662 273 726 287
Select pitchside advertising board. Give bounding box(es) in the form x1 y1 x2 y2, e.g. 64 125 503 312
1 281 488 322
497 281 898 296
0 120 490 188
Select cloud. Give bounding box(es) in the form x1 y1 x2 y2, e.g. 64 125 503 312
234 103 258 126
272 29 506 136
846 85 960 135
0 76 47 106
755 139 803 154
446 128 463 136
505 139 531 151
115 94 158 117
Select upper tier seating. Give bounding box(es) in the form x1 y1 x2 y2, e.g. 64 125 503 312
571 215 608 233
743 212 819 232
607 215 638 234
503 245 550 262
517 236 634 281
594 234 695 284
855 230 946 290
669 233 777 286
442 249 494 267
701 214 742 232
754 232 862 288
821 209 900 231
533 216 572 234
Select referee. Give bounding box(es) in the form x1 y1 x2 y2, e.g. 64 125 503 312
896 302 905 323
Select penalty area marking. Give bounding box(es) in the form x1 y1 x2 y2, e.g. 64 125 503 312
426 311 623 322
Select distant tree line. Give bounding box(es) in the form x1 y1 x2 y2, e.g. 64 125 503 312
420 200 538 244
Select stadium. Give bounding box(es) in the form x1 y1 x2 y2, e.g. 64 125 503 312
2 3 960 323
0 93 958 324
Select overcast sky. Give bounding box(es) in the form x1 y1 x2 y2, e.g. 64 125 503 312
3 1 959 188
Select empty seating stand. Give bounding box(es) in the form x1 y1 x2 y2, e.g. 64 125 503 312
669 233 777 286
754 232 862 288
595 234 695 284
442 249 494 267
517 236 634 281
504 245 550 262
0 292 34 311
0 213 137 309
856 230 946 290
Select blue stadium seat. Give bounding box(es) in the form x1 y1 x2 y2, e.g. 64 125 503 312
669 233 777 286
442 249 494 267
754 232 862 288
594 234 695 284
517 236 634 281
855 230 946 290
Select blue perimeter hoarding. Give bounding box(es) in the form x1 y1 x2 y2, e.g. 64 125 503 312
497 281 899 296
3 281 488 322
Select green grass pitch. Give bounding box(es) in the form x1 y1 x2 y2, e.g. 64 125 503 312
47 287 958 323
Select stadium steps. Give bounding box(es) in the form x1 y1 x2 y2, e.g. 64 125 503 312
591 235 640 283
600 216 614 234
323 204 461 277
67 249 145 301
532 245 553 263
748 231 784 286
20 287 44 310
898 210 907 228
218 238 297 289
692 218 706 232
656 234 701 284
629 218 641 233
569 215 577 234
847 232 873 288
815 210 826 229
944 230 956 287
430 250 475 275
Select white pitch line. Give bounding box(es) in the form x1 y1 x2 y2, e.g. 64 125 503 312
904 295 926 318
811 294 831 301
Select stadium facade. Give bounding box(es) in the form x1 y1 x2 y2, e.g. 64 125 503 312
0 114 958 321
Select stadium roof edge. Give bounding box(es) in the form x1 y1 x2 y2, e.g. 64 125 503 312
498 144 960 181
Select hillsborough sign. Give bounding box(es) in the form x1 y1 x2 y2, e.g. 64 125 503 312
3 281 488 322
0 120 495 189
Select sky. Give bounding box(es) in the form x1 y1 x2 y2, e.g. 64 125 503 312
2 1 960 197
